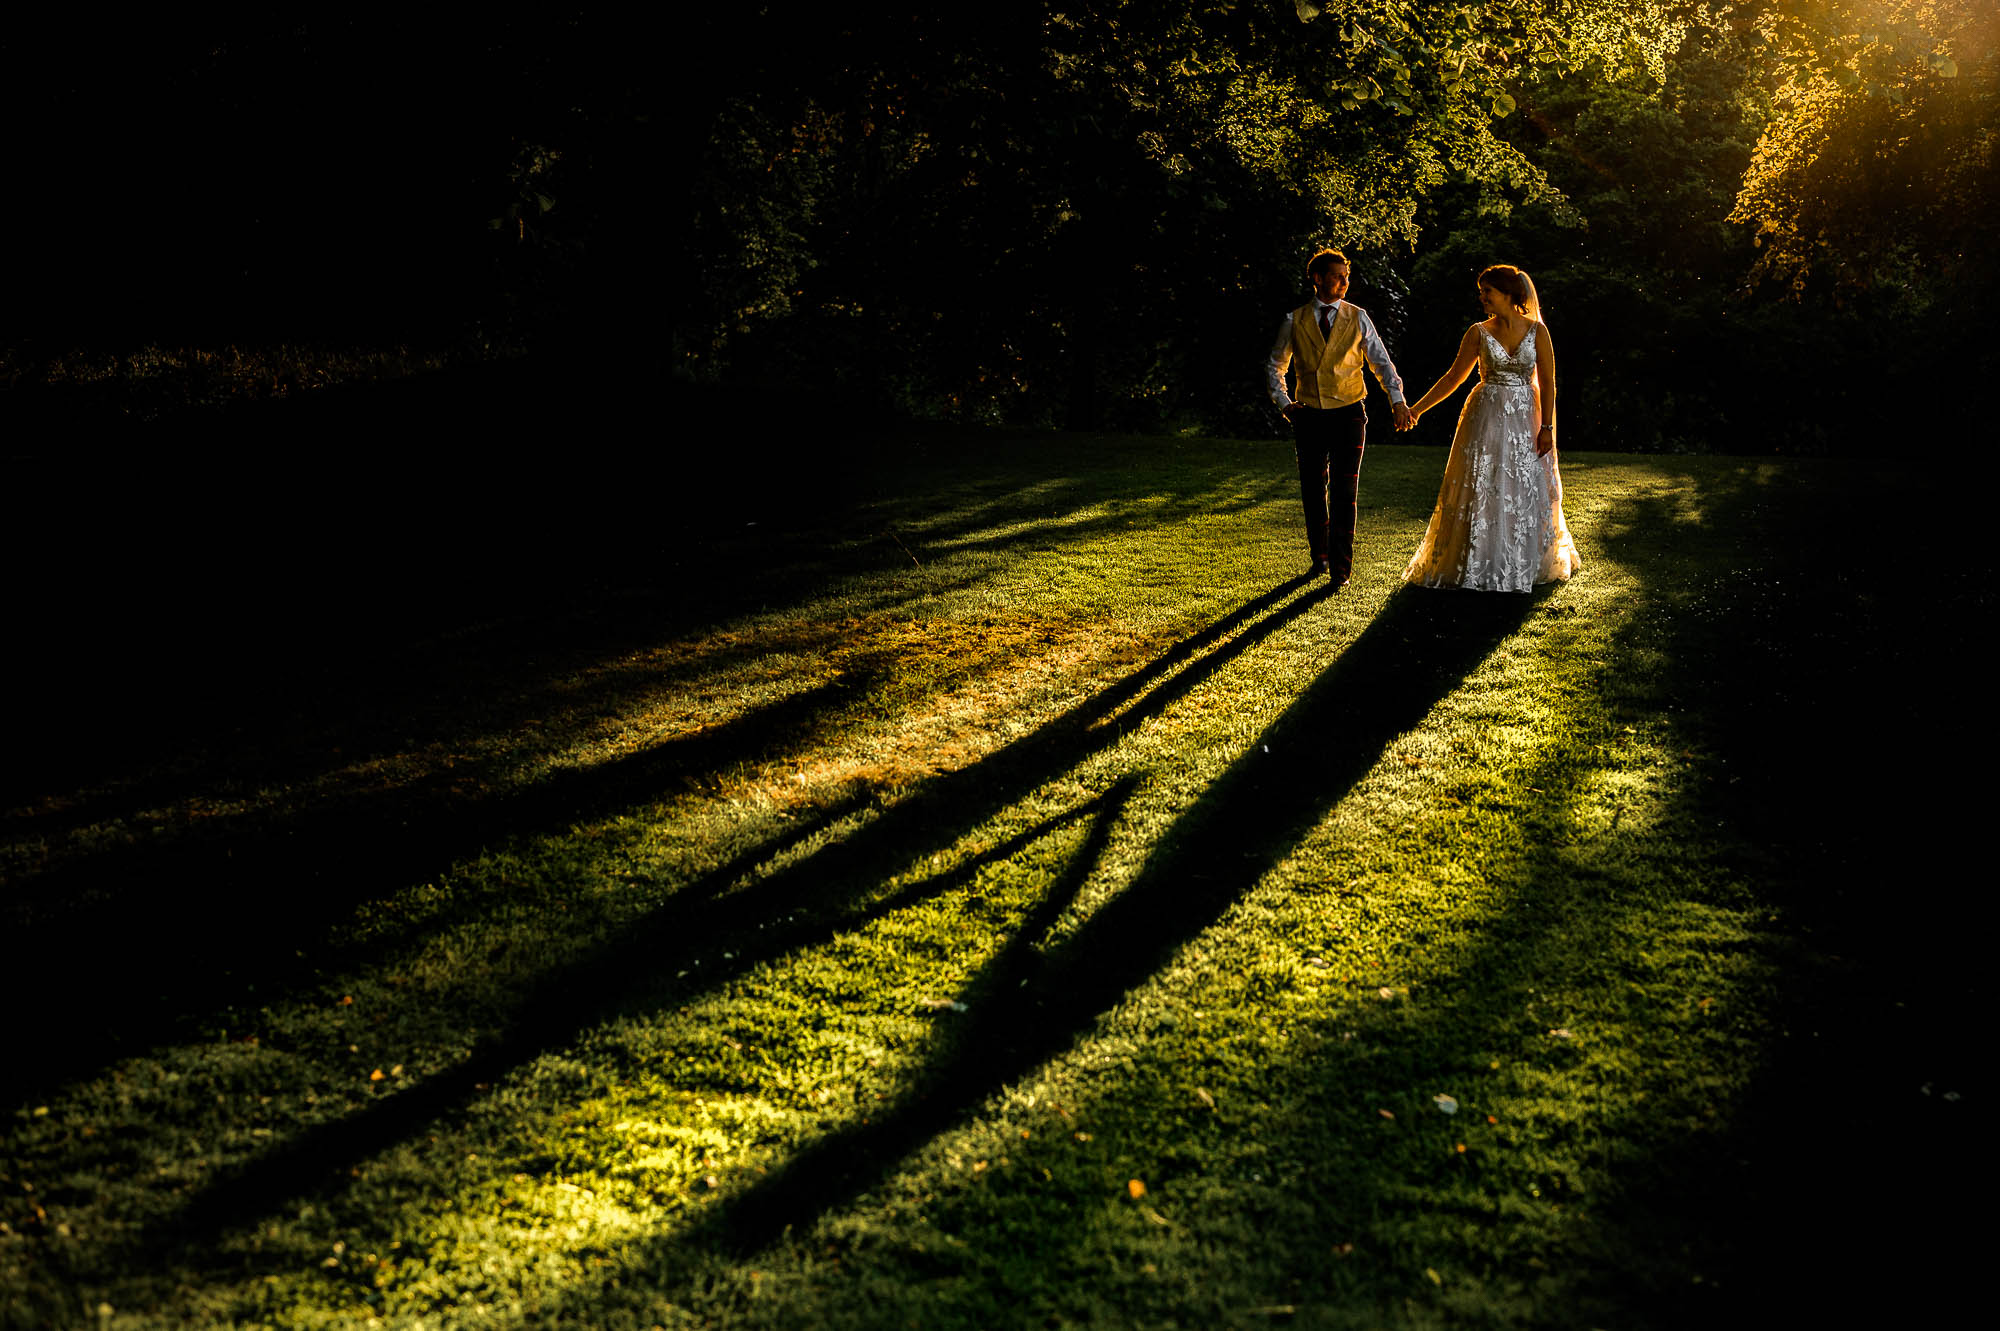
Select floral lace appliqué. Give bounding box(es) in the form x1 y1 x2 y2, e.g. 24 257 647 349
1403 324 1581 592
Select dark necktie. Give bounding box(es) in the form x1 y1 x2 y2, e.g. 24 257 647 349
1319 305 1333 339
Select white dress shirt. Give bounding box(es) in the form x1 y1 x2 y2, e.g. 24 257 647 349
1266 298 1406 410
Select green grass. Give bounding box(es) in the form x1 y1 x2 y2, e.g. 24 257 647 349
1 432 1983 1328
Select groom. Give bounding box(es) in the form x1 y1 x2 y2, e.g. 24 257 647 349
1265 249 1412 585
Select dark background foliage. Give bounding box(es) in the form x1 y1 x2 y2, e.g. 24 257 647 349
5 5 1993 453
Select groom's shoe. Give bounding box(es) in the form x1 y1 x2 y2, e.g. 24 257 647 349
1306 556 1330 578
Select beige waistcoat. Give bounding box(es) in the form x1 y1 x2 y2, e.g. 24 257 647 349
1288 302 1370 408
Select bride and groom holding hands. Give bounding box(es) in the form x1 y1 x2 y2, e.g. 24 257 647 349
1265 248 1580 592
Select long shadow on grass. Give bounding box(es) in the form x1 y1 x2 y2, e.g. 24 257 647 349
709 587 1537 1254
8 447 1292 1109
1543 460 1985 1321
1091 461 1989 1327
492 584 1540 1315
138 575 1330 1255
6 668 884 1106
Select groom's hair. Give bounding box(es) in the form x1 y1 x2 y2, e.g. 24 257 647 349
1307 248 1349 277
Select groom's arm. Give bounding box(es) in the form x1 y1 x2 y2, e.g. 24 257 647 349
1356 310 1413 429
1265 318 1296 414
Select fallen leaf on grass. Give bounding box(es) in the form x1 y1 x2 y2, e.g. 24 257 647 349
1434 1094 1459 1115
1378 1109 1395 1120
1378 987 1396 1000
1194 1088 1215 1110
1145 1207 1170 1226
1426 1267 1443 1286
1333 1242 1355 1256
368 1069 385 1083
1548 1028 1573 1039
1127 1179 1147 1199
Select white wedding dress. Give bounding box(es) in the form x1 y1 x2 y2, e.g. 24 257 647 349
1403 322 1581 592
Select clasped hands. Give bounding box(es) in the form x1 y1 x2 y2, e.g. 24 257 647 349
1390 403 1556 455
1281 401 1423 432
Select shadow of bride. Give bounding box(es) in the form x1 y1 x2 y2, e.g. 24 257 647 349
635 584 1544 1264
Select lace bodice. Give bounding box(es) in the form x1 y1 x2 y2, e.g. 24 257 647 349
1477 323 1536 390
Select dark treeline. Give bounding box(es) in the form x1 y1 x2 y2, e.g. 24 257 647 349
7 5 1994 452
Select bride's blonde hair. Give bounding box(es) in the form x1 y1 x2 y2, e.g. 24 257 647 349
1478 264 1542 322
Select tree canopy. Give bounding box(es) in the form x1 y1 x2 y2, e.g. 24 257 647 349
1729 0 1999 291
647 2 1707 429
11 5 1993 450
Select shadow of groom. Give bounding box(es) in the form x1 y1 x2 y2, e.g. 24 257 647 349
145 573 1330 1253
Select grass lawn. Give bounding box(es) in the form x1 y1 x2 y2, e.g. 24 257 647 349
2 428 1986 1328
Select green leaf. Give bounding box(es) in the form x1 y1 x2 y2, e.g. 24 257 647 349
1490 92 1517 118
1293 0 1323 21
1931 54 1959 78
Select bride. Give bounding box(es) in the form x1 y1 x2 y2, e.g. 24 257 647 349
1400 264 1581 592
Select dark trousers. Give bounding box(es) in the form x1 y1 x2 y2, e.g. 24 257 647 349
1291 400 1367 578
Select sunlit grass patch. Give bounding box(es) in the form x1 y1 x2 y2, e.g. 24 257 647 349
1 438 1960 1328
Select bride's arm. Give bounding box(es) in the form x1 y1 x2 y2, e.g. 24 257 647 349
1406 325 1482 421
1534 322 1557 456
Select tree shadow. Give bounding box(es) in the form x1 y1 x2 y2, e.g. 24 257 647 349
1020 458 1987 1326
1560 459 1987 1320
